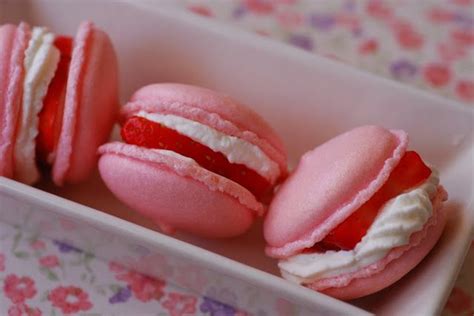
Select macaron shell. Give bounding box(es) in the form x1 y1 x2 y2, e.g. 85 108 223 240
122 83 287 179
0 24 16 117
0 24 17 177
98 142 262 238
52 21 118 185
265 126 408 258
310 186 448 300
0 23 30 178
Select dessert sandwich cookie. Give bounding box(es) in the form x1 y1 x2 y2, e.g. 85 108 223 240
264 125 448 300
0 21 119 185
98 83 287 238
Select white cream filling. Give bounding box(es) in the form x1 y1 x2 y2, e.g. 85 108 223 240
14 27 60 184
136 111 280 183
279 168 440 284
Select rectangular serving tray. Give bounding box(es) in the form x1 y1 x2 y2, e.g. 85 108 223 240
1 1 473 315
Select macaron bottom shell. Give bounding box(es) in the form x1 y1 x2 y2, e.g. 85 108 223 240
51 21 119 186
0 23 30 179
308 186 448 300
98 142 259 238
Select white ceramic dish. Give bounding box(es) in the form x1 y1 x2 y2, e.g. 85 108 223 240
1 1 473 315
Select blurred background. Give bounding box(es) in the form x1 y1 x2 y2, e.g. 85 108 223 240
173 0 474 106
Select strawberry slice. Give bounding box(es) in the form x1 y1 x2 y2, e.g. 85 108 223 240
314 151 432 251
36 36 73 164
121 116 273 200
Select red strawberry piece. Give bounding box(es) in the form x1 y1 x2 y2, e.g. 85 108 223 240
121 116 273 200
36 36 73 164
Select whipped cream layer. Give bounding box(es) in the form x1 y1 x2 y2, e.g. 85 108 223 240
279 168 440 284
136 111 280 183
14 27 60 184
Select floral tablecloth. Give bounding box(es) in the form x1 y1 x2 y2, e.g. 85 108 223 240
1 1 473 315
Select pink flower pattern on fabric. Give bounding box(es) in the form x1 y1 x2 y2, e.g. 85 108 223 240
48 286 92 314
38 256 59 268
162 292 198 316
29 241 46 251
7 303 42 316
4 275 37 304
111 266 166 302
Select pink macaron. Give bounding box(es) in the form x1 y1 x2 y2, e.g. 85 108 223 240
264 125 448 300
0 21 118 185
98 83 287 238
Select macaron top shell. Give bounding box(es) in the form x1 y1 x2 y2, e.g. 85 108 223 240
264 125 408 258
122 83 287 178
0 23 30 178
52 21 118 185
